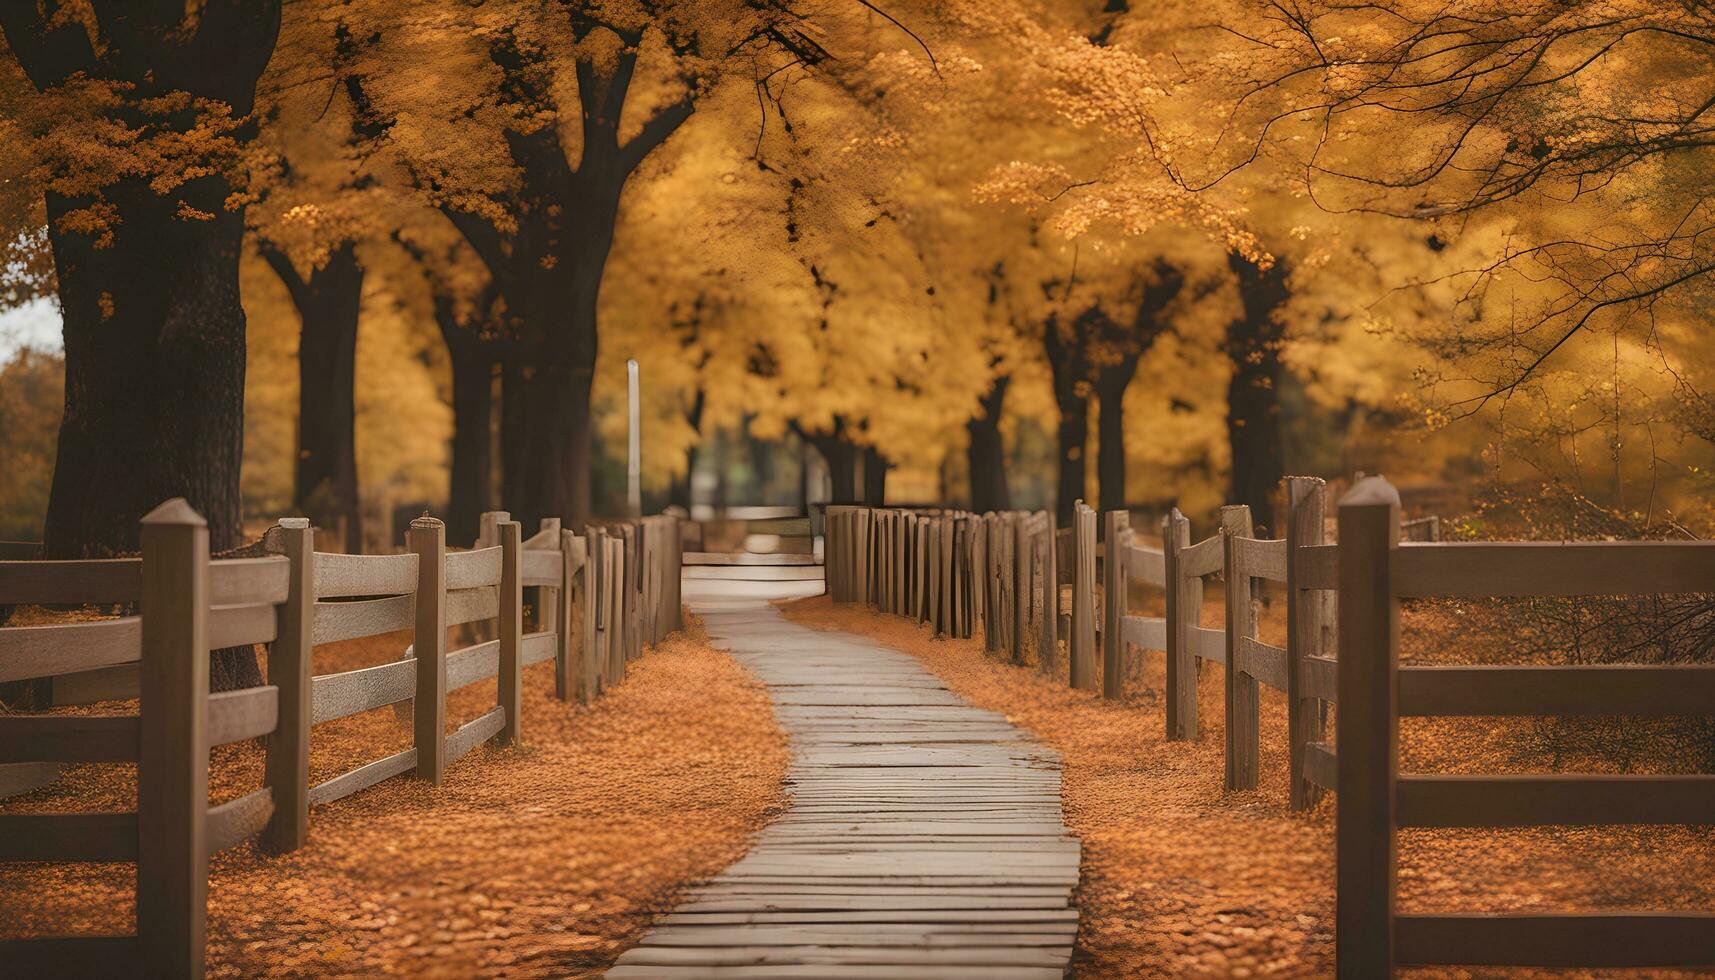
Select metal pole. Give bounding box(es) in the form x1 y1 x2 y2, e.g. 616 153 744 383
627 359 642 517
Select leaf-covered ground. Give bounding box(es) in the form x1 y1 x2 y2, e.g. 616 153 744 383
0 613 791 977
780 594 1715 980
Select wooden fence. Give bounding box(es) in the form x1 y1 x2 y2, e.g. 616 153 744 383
825 476 1715 976
0 502 683 978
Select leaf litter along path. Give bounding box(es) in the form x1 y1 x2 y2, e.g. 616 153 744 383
610 576 1081 979
780 595 1715 980
0 613 791 978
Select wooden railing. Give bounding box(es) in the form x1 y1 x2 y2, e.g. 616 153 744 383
824 476 1715 976
0 503 683 978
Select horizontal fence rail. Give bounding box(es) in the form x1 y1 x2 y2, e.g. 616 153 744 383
0 501 685 978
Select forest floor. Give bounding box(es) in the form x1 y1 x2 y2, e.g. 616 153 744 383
780 593 1715 980
0 612 791 978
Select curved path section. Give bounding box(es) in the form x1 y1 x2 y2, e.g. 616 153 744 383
609 578 1080 979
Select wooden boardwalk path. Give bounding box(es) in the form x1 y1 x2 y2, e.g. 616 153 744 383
609 578 1080 979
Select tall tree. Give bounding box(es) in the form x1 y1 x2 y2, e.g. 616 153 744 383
1093 260 1186 512
0 3 283 558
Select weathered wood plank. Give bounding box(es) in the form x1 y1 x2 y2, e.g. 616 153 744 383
312 552 416 598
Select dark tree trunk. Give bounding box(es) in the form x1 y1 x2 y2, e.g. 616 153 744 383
797 420 862 505
1044 314 1093 526
1 0 284 692
1095 356 1141 514
967 375 1012 514
862 447 891 507
1226 253 1292 532
669 390 705 512
499 360 527 513
437 312 495 549
261 242 364 554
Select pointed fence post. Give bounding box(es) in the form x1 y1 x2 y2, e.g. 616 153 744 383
584 526 606 699
410 516 447 783
1286 476 1330 810
1336 476 1400 978
1038 511 1059 677
263 517 313 853
1103 510 1130 700
558 529 585 701
1070 503 1098 692
1163 509 1198 741
1012 514 1029 665
1221 504 1259 791
498 520 523 746
138 499 210 980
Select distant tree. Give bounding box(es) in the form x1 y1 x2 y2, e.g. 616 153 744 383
0 347 64 542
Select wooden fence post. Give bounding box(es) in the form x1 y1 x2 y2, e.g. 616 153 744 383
1336 477 1400 979
1286 476 1330 810
1070 503 1098 691
558 529 584 701
498 520 523 746
583 527 604 699
1103 510 1130 700
608 535 627 682
1039 511 1058 677
138 499 210 980
410 516 447 783
622 523 641 663
263 517 312 854
1012 515 1029 665
1221 504 1259 791
535 517 561 638
1163 508 1198 741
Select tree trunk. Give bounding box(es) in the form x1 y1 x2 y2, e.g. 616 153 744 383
1226 253 1292 531
262 242 364 554
1095 355 1142 514
6 0 285 692
508 364 596 529
862 447 890 507
1044 314 1092 526
438 318 494 549
500 360 527 514
798 421 861 505
966 375 1012 514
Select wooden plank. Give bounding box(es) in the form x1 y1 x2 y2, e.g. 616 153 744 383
1294 542 1339 590
1121 615 1166 652
1399 664 1715 717
0 714 138 762
308 747 418 805
0 935 140 978
0 557 139 604
137 498 208 979
312 656 415 724
521 548 561 586
1221 505 1259 792
1101 511 1127 699
1397 774 1715 827
411 517 447 783
1299 655 1338 703
446 585 499 628
263 518 312 853
1335 476 1400 978
445 544 504 591
1393 540 1715 598
1233 535 1287 583
445 705 506 764
1122 542 1165 587
0 811 140 861
0 617 141 684
48 661 140 705
312 551 415 598
0 760 61 798
1070 504 1096 693
206 787 273 854
1302 740 1337 792
206 685 277 747
1235 636 1288 692
1396 913 1715 968
1163 509 1198 741
523 630 556 666
1179 534 1223 578
1192 626 1226 664
499 522 523 745
1286 475 1332 811
312 594 412 645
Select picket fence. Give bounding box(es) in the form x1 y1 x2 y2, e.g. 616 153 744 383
825 477 1715 976
0 502 683 978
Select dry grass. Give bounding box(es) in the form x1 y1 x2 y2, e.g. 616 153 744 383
0 613 791 978
781 594 1715 980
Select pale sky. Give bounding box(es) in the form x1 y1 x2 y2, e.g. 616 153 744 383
0 297 61 360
